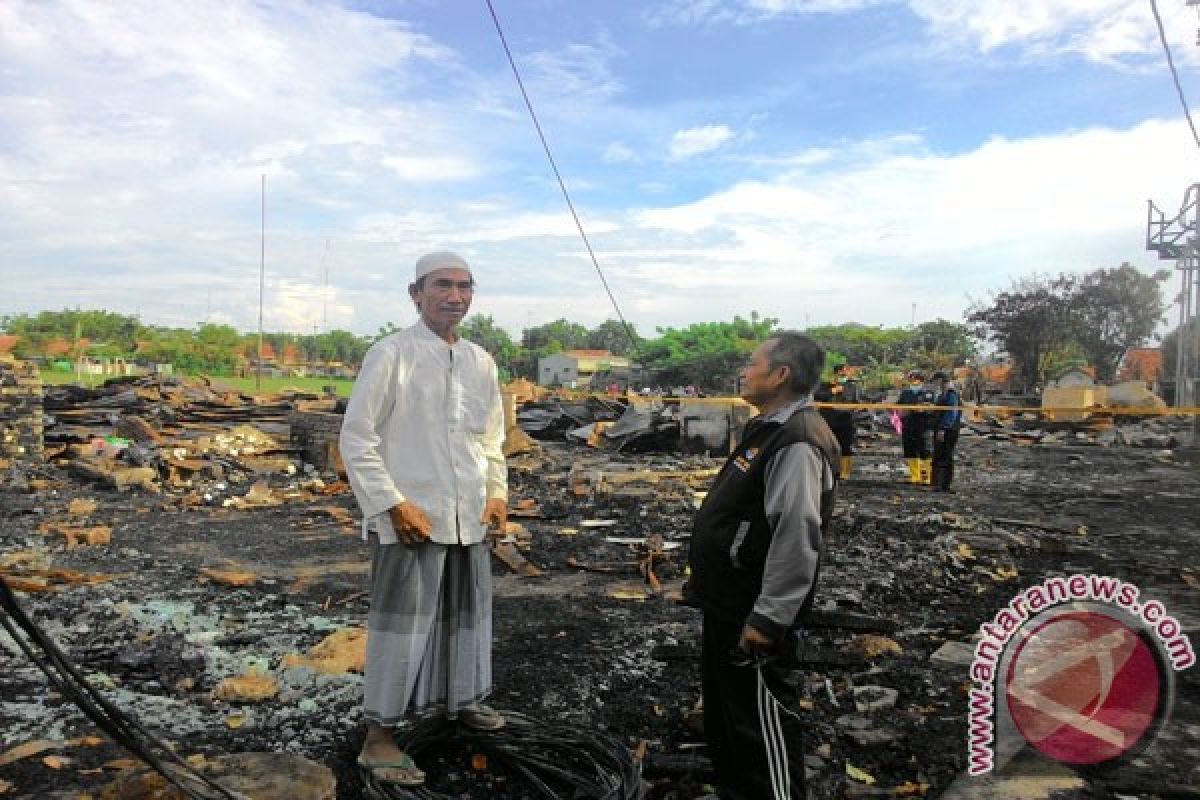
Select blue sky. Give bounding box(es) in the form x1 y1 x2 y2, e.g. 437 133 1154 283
2 0 1198 338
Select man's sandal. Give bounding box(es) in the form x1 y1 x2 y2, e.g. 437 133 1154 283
455 704 506 731
357 753 425 787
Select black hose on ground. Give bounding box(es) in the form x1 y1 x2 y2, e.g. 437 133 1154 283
363 711 646 800
0 576 248 800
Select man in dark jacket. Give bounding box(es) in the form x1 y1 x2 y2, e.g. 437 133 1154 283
930 371 963 491
686 332 839 800
815 365 859 481
897 371 934 484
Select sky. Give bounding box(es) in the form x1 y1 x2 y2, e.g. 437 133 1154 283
3 0 1200 340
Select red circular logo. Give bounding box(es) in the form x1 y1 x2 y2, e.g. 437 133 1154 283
1004 610 1164 765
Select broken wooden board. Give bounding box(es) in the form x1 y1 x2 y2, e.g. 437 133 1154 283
491 540 543 577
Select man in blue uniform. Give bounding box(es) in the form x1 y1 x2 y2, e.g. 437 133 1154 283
930 371 962 492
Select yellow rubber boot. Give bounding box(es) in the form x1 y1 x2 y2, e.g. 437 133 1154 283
920 458 933 485
839 456 852 481
906 459 921 483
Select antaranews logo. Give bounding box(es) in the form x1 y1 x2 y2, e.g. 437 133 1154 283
966 574 1195 776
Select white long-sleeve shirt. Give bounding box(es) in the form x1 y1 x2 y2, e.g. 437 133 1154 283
339 319 507 546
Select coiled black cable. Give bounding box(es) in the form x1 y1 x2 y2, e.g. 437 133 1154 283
363 712 645 800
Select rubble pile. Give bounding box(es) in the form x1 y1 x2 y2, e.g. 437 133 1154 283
965 408 1191 449
0 381 1198 799
0 360 43 469
518 395 754 456
0 375 346 512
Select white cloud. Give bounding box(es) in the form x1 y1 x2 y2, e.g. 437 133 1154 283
746 0 885 11
380 154 480 182
604 142 638 163
618 118 1193 328
907 0 1194 62
668 124 736 160
652 0 1199 64
648 0 886 26
521 41 624 107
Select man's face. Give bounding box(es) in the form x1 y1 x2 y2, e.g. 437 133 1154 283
410 267 473 331
739 339 786 407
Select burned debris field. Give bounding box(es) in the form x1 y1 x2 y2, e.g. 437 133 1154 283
2 374 1199 799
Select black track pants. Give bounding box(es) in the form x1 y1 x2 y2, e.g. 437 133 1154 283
932 427 959 489
701 614 807 800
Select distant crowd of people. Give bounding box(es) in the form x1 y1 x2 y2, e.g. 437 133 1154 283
815 367 962 492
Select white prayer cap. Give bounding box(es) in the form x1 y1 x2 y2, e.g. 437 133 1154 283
415 251 472 281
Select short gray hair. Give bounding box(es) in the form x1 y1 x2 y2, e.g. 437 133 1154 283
766 332 825 395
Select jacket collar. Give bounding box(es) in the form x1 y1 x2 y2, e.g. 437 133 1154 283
759 395 813 425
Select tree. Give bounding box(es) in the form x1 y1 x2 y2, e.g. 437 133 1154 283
907 319 977 369
639 313 778 390
1 309 143 355
521 319 589 351
586 319 640 356
460 315 518 380
1069 264 1169 381
966 275 1078 389
375 321 402 341
805 323 912 368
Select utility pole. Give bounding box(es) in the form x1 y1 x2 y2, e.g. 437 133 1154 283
322 238 330 334
1146 184 1200 446
257 174 265 393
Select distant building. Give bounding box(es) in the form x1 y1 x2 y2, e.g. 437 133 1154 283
537 349 630 387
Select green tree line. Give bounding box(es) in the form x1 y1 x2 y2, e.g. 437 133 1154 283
2 262 1177 390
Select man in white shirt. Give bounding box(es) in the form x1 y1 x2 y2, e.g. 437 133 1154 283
339 251 508 788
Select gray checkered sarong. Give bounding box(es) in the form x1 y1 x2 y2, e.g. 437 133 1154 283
363 540 492 725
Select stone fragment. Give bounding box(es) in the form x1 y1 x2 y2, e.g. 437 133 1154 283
852 685 899 712
843 634 902 660
929 640 975 668
214 672 279 702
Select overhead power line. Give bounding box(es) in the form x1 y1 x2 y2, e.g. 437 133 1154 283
483 0 640 356
1149 0 1200 151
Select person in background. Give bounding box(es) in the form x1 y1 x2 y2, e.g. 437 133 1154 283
833 365 860 480
897 371 934 485
814 365 857 481
930 371 963 492
339 251 508 788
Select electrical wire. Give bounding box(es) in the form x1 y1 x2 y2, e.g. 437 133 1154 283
362 711 645 799
1149 0 1200 152
0 576 248 800
483 0 641 358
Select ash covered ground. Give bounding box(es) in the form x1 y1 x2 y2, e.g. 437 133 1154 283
2 425 1199 799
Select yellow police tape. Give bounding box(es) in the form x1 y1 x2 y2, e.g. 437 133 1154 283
542 390 1200 417
812 403 1200 416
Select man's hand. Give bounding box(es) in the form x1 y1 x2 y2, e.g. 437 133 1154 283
388 501 432 546
739 624 775 655
935 429 945 442
481 498 507 539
